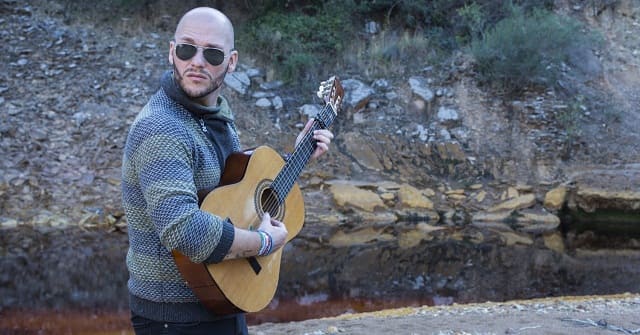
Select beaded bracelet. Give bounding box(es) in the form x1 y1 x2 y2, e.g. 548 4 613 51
257 230 274 256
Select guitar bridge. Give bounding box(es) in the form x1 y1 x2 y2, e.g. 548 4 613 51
247 257 262 275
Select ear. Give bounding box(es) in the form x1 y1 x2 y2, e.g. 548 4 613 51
168 41 175 65
226 49 239 73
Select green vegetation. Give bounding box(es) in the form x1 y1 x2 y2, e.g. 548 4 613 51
238 3 353 87
469 4 593 94
62 0 601 98
237 0 588 91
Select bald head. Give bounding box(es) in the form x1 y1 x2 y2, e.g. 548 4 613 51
174 7 235 51
169 7 239 106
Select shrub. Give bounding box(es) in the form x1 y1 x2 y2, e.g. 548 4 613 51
238 3 353 86
470 4 590 94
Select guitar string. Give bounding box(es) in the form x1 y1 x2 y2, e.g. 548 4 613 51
258 81 340 217
261 103 335 217
263 77 341 213
261 125 317 216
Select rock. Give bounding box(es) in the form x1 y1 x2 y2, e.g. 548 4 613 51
574 186 640 213
474 190 487 203
259 80 283 90
299 104 321 119
251 91 274 99
469 184 484 191
255 97 271 109
506 187 519 199
544 186 567 210
408 76 435 103
1 218 19 229
341 79 375 112
446 189 465 195
224 71 250 95
488 194 536 213
272 95 283 110
341 132 384 171
371 78 391 91
329 183 385 212
436 106 460 126
397 184 434 209
431 141 467 162
245 67 264 79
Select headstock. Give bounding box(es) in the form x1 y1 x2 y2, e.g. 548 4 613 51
316 76 344 115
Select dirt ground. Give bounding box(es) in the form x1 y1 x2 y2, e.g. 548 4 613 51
249 294 640 335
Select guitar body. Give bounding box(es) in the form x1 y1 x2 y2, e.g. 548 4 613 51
173 146 304 314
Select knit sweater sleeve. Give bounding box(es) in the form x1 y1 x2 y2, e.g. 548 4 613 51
127 116 234 263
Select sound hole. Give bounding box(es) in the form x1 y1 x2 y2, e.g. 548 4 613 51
259 185 284 221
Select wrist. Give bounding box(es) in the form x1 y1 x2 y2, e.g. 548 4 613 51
257 230 273 256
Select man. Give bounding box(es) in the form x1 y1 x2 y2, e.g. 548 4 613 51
121 7 333 335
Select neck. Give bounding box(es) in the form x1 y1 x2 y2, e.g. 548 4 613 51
195 92 220 107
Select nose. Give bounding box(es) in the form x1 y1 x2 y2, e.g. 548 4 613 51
190 47 207 67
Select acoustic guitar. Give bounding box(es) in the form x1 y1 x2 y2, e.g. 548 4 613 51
172 77 344 314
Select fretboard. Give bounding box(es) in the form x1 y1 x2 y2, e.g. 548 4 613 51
271 103 336 204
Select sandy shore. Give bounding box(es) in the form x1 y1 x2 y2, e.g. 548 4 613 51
249 293 640 335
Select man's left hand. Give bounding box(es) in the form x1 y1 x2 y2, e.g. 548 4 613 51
295 118 333 160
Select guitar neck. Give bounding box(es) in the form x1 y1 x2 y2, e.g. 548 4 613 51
271 104 336 204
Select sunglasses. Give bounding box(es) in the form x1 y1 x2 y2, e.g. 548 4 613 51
174 43 228 66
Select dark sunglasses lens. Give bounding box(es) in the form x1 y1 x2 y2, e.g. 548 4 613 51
175 44 197 60
203 48 225 66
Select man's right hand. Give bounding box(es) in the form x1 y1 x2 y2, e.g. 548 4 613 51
257 212 288 252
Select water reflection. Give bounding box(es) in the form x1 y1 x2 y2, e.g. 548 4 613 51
0 296 436 334
0 309 133 335
249 295 434 324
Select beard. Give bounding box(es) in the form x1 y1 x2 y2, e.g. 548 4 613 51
172 60 229 101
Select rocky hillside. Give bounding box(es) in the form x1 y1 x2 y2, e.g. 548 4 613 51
1 0 638 228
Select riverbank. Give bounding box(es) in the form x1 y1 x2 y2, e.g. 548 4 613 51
1 294 638 334
250 293 640 335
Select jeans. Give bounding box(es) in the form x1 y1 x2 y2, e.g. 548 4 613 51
131 312 248 335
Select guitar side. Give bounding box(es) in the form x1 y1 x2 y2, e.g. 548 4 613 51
176 146 305 313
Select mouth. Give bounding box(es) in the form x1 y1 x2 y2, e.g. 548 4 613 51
185 71 209 81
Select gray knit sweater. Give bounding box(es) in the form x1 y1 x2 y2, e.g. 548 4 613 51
122 87 241 322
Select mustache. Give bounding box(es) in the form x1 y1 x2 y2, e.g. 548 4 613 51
184 68 212 80
171 60 212 81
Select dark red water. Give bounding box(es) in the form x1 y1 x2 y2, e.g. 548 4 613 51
0 297 434 334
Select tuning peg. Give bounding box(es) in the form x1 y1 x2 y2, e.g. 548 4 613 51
316 77 336 99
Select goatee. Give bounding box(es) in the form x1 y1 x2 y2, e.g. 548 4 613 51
172 61 229 101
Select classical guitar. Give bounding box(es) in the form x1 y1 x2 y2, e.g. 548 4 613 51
172 77 344 314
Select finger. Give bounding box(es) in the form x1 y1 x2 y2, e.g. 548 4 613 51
303 118 314 133
314 129 334 140
314 134 332 145
315 142 328 152
270 218 283 227
312 143 329 159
